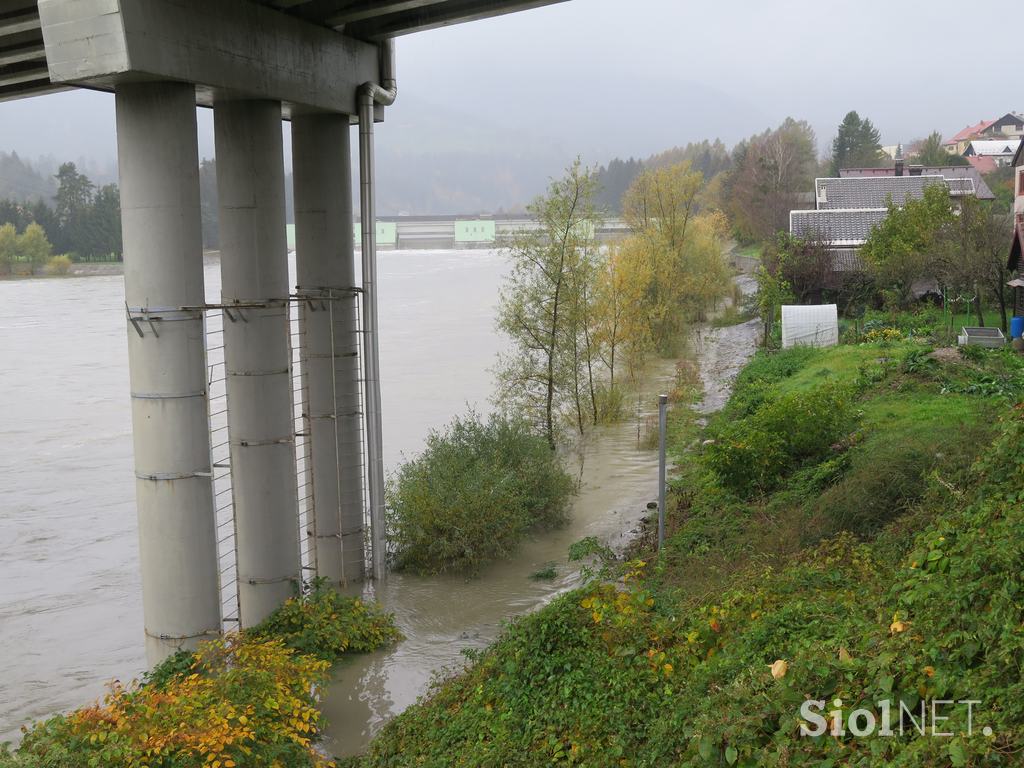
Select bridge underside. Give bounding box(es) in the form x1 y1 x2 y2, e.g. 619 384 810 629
0 0 566 105
1 0 567 667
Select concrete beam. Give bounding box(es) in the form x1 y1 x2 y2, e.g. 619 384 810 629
37 0 379 116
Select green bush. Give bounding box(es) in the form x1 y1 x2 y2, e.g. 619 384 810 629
246 578 403 663
703 382 855 492
388 411 577 575
723 346 817 419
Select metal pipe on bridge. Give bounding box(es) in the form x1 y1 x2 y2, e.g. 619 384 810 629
359 39 397 583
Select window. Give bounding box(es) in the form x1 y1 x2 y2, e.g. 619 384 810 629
1018 168 1024 196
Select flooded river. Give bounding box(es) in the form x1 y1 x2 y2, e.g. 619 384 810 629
0 249 674 751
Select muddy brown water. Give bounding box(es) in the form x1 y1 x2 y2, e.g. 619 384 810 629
0 249 691 751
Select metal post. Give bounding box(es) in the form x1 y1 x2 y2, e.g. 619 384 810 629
358 92 387 582
292 114 365 588
658 394 667 550
214 99 300 626
115 81 221 666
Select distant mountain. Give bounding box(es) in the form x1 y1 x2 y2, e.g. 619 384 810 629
0 151 117 203
372 94 580 214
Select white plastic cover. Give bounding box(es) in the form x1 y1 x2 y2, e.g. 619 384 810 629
781 304 839 349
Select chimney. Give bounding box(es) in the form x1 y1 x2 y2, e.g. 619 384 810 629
895 159 904 176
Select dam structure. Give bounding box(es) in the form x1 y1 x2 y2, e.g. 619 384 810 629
0 0 568 666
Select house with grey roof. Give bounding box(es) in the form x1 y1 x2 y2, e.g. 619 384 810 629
813 175 952 210
789 208 888 272
838 165 993 200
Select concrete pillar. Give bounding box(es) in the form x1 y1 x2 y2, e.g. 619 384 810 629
214 99 300 627
291 113 365 587
116 81 221 666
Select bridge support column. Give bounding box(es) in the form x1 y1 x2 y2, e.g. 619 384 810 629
292 113 365 587
214 99 300 627
115 81 221 666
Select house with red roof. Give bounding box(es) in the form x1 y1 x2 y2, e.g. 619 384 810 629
944 113 1024 156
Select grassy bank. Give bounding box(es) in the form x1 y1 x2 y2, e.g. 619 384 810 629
340 336 1024 767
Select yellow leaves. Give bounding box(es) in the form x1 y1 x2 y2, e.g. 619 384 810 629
890 612 911 634
767 660 788 680
25 633 331 766
923 666 936 678
839 647 853 664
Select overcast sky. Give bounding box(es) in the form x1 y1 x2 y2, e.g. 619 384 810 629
1 0 1021 170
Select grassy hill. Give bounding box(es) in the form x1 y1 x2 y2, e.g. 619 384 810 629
344 337 1024 767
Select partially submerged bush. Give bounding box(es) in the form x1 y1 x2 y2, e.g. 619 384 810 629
388 411 576 575
247 578 403 663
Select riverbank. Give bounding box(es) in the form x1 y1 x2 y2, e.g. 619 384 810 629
345 326 1024 765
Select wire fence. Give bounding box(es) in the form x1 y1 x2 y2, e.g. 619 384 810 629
205 288 370 633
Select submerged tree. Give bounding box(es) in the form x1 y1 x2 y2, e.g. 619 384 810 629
622 162 732 349
493 159 604 448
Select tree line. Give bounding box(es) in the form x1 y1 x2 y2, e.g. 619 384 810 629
0 161 122 267
594 111 1003 245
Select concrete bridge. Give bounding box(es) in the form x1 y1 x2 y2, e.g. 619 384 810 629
0 0 568 666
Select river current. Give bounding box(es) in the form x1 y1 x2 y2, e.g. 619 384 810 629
0 249 671 752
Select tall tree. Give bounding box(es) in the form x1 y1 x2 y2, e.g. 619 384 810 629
52 162 94 255
830 111 884 175
729 118 818 242
28 198 59 249
622 162 732 347
493 160 604 448
645 139 732 180
911 131 969 167
87 184 123 260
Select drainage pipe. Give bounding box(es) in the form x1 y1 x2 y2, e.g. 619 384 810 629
358 40 396 582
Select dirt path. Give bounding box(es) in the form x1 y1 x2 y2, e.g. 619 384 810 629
693 275 761 417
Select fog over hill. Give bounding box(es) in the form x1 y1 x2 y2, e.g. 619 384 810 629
1 0 1021 213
